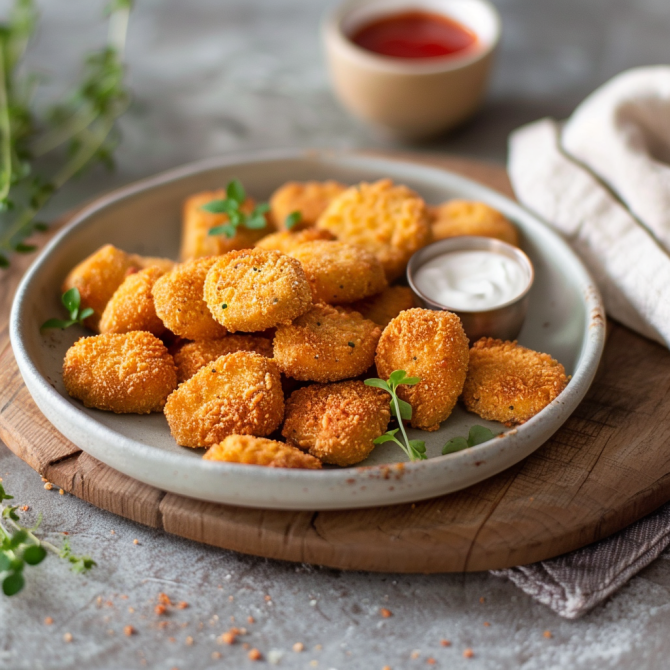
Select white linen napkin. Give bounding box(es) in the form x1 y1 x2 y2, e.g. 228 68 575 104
508 66 670 347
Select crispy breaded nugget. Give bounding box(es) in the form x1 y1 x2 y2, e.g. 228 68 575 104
375 308 469 431
203 435 322 469
347 286 417 328
273 303 381 382
316 179 431 281
269 180 347 231
99 266 167 336
203 248 312 332
164 352 284 448
463 338 568 425
255 228 335 253
179 190 269 261
283 381 390 466
152 257 227 340
430 200 520 247
62 244 174 331
174 335 273 383
63 332 177 414
288 240 387 304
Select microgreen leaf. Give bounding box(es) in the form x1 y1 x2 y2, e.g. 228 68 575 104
468 425 496 447
391 398 413 421
227 178 245 203
61 287 81 318
201 199 230 214
204 179 268 239
79 307 95 320
41 288 92 332
209 223 237 238
388 370 408 387
285 210 301 230
244 215 267 230
364 378 391 393
40 318 76 331
442 437 469 454
2 572 24 596
23 544 46 565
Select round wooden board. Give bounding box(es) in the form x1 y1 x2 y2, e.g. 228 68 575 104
2 153 670 573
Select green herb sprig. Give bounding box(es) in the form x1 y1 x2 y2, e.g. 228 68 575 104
284 210 301 230
442 425 498 455
0 0 133 268
365 370 427 461
203 178 269 238
0 481 95 596
40 287 93 331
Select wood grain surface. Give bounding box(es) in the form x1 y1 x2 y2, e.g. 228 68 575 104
2 154 669 573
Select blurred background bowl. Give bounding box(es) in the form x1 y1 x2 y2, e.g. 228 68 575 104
322 0 501 140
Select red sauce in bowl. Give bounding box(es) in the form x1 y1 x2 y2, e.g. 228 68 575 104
350 10 477 60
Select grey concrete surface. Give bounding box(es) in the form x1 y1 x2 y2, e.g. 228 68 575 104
2 1 670 668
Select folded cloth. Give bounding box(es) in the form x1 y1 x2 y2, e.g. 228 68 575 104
502 66 670 618
492 503 670 619
508 66 670 347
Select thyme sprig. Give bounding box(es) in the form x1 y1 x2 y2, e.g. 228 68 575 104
40 287 93 331
0 0 133 268
203 178 269 238
365 370 427 461
0 482 95 596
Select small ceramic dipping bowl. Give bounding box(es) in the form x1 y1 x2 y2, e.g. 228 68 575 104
322 0 501 139
407 236 535 342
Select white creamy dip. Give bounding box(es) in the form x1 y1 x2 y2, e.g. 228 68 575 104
413 250 528 311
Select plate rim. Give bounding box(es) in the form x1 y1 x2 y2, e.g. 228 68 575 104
10 148 606 508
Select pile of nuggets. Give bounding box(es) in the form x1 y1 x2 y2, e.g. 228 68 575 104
59 178 568 470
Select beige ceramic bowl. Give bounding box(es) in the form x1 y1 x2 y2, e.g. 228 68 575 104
323 0 501 139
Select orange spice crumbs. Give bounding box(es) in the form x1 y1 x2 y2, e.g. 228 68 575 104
380 608 393 618
463 648 474 659
177 601 189 609
185 636 194 646
155 604 167 616
133 539 139 545
247 616 255 624
248 649 262 661
20 505 29 512
168 637 176 643
440 640 451 647
427 659 436 666
220 631 236 645
410 651 420 660
63 633 73 643
158 621 169 630
383 666 391 670
264 595 272 601
59 489 64 495
293 642 304 652
543 630 552 639
483 621 490 627
123 625 135 636
44 617 53 625
479 597 485 604
211 652 222 660
158 593 172 606
128 607 135 614
228 595 234 602
44 483 53 491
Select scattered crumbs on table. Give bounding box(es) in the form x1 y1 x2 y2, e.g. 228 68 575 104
96 596 103 606
44 617 53 626
20 505 29 511
309 599 317 607
264 594 272 601
427 658 436 666
293 642 305 652
63 633 73 643
128 607 135 614
411 650 420 659
248 648 262 661
58 488 64 495
110 530 115 535
158 592 172 606
41 477 47 482
211 652 222 660
463 648 474 658
383 666 391 670
247 615 255 624
267 649 283 665
155 604 167 616
219 631 236 645
168 637 176 643
185 636 194 646
124 625 136 636
380 608 393 618
483 621 490 627
133 539 139 545
44 482 53 490
440 639 451 647
479 597 485 604
228 595 234 601
544 630 553 638
177 601 189 609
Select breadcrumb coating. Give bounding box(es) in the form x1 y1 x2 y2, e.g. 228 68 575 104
174 335 273 383
63 331 177 414
269 180 347 231
152 257 227 340
376 308 469 431
99 266 167 336
288 240 387 304
430 200 520 246
463 338 568 425
204 248 312 332
62 244 174 332
164 351 284 448
203 435 322 469
273 303 381 383
179 190 268 261
347 286 417 328
254 228 335 253
316 179 431 281
283 381 390 466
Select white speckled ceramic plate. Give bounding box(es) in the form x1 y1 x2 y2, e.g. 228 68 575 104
10 150 605 510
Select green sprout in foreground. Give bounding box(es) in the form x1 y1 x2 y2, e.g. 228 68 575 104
442 425 499 455
203 178 269 238
365 370 427 462
40 287 93 331
0 482 95 597
284 210 301 230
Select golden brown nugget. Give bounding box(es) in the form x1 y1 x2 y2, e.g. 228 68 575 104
255 228 335 253
316 179 431 281
269 180 347 231
463 338 568 426
288 240 387 304
347 286 417 328
273 303 381 383
164 352 284 448
174 335 273 383
430 200 520 247
179 189 269 261
203 435 322 469
283 381 390 466
63 332 177 414
204 248 312 332
376 308 469 431
99 266 167 336
152 257 227 340
62 245 174 331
